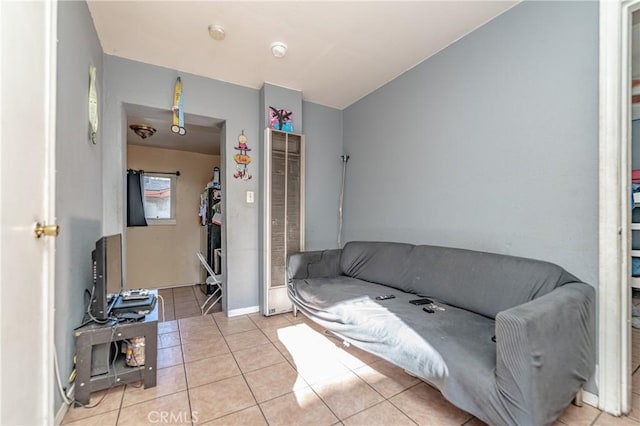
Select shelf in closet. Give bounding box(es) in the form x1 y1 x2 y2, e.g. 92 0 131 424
632 223 640 231
632 277 640 289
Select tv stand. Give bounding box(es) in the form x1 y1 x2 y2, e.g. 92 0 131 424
73 290 158 406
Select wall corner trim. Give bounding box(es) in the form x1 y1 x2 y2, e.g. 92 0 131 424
598 0 637 415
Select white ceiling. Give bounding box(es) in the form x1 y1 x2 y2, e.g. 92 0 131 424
88 1 518 110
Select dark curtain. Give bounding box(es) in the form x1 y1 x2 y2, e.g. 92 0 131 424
127 169 147 227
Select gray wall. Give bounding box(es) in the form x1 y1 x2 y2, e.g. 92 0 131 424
102 58 340 314
302 101 344 250
102 56 260 313
260 83 303 133
54 0 104 413
343 1 599 286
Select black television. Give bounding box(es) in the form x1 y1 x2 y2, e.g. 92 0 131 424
90 233 123 321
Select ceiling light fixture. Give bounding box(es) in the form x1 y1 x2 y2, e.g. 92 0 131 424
208 25 226 41
270 42 288 58
129 124 156 139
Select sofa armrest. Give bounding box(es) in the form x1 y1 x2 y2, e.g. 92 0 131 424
287 249 342 281
495 282 595 425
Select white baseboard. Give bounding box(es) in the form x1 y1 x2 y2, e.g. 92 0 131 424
53 384 74 426
155 282 200 289
227 305 259 317
583 390 598 408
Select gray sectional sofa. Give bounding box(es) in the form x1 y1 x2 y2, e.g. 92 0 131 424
287 241 595 426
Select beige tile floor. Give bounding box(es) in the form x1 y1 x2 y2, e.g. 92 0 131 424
61 292 640 426
156 286 221 322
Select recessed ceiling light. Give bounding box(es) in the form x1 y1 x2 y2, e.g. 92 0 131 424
208 25 226 41
270 42 288 58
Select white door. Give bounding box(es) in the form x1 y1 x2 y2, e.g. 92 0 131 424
0 1 57 424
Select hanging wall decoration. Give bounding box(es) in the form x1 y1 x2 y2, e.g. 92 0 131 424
233 131 252 180
88 65 99 144
269 106 293 132
171 77 186 135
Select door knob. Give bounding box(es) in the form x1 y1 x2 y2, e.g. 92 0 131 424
34 222 59 238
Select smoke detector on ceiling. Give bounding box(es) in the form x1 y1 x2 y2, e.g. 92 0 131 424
270 42 288 58
208 25 226 41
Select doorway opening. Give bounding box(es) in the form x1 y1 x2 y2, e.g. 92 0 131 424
630 7 640 416
600 0 640 416
123 103 226 320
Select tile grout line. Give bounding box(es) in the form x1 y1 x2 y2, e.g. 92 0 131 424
163 287 176 322
213 315 270 425
176 316 196 426
245 314 342 425
158 284 223 322
460 414 478 425
253 316 389 425
172 285 202 320
340 399 418 426
238 373 270 425
118 389 191 417
374 379 426 424
309 327 396 422
114 381 126 425
230 314 343 423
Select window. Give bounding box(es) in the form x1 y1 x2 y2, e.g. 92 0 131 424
143 173 177 225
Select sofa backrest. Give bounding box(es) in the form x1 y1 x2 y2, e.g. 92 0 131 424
340 241 580 319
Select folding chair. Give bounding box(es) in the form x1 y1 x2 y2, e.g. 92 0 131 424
197 251 222 315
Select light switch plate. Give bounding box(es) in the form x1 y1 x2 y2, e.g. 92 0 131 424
246 190 254 203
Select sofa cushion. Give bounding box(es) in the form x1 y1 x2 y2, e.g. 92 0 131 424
290 276 502 418
340 241 579 319
340 241 415 291
291 277 497 378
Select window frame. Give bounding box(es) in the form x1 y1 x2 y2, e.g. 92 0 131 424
142 172 177 225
